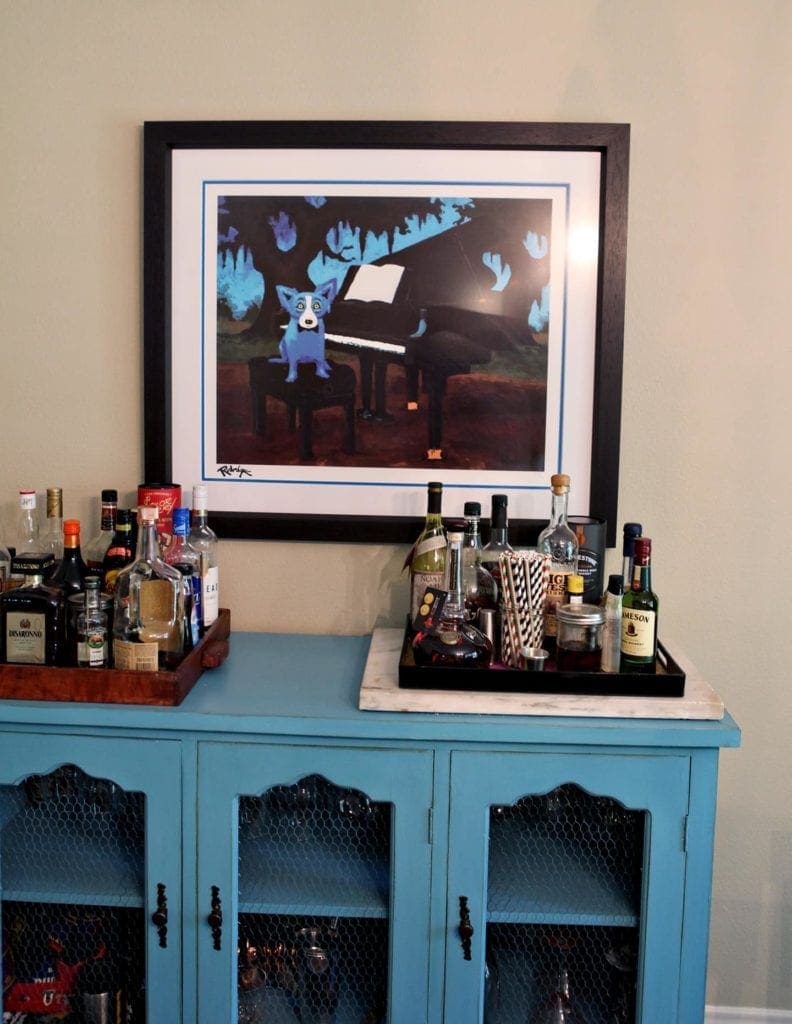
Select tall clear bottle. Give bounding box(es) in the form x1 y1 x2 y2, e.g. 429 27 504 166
15 490 41 555
620 537 658 673
84 489 118 575
76 576 109 668
189 485 219 632
43 487 64 561
113 506 185 671
537 474 579 651
461 502 497 618
408 481 446 622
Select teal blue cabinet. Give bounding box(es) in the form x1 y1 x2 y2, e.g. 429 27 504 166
0 632 739 1023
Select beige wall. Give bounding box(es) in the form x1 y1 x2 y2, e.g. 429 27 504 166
1 0 790 1010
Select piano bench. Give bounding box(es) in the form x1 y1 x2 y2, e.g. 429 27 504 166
248 358 357 461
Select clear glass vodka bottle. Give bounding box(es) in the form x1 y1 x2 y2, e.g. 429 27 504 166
113 506 185 670
537 474 579 650
189 485 219 631
76 576 109 668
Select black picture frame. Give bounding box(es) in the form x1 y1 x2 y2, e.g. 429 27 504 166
143 120 629 546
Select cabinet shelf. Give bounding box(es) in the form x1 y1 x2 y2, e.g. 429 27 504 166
1 819 143 907
239 835 389 918
487 828 640 927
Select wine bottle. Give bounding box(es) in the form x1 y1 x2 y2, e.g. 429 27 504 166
408 481 446 622
480 493 513 588
43 487 64 561
536 474 578 650
84 489 118 574
49 519 89 596
189 485 220 631
101 508 135 594
620 537 658 673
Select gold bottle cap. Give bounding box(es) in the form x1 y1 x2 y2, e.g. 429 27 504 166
550 473 570 494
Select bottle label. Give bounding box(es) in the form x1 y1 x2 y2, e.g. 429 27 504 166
411 572 445 620
78 629 108 667
544 569 572 638
621 608 657 659
114 639 159 671
202 566 219 626
5 611 46 664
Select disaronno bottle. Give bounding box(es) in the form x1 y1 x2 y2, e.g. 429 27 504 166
0 553 65 665
620 537 658 673
113 506 184 671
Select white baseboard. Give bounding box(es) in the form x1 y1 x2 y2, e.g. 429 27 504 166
706 1008 792 1023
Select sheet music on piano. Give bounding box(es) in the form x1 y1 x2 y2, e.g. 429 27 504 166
342 263 405 304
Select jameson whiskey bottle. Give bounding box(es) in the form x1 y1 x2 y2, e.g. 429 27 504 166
620 537 658 673
537 474 579 650
408 481 446 622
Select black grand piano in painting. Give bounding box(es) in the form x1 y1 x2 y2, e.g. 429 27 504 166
322 208 549 459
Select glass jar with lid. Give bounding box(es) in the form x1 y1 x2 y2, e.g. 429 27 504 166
555 602 605 672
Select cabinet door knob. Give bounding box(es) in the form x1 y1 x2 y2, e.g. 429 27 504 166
151 882 168 947
208 884 223 950
458 895 474 961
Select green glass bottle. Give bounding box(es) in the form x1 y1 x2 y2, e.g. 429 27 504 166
620 537 658 673
408 482 446 623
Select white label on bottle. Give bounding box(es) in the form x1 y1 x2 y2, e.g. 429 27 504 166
6 611 46 664
620 608 657 658
202 566 219 626
113 639 159 672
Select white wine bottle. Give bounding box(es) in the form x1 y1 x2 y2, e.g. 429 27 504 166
408 481 446 623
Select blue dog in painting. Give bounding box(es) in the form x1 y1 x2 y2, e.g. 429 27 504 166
270 281 337 383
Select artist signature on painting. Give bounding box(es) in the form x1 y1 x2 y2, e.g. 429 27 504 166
218 464 253 478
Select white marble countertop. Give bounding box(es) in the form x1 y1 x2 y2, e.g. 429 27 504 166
359 628 725 721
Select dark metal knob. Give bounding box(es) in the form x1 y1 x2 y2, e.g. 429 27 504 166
458 895 473 960
151 882 168 948
208 885 223 950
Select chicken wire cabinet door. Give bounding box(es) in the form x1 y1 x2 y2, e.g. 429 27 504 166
196 741 435 1024
0 731 182 1023
444 752 690 1024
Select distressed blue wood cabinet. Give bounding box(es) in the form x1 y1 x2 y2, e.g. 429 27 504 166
0 632 740 1023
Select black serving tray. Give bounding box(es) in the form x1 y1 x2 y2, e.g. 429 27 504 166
398 630 686 698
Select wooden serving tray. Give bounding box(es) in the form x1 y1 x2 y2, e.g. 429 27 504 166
0 608 231 706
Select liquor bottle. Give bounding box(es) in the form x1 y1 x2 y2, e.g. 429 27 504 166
113 506 185 670
15 489 41 554
412 520 492 667
601 573 624 673
164 507 202 650
84 489 118 574
0 536 10 593
536 474 579 650
76 576 108 668
101 508 135 594
49 519 89 596
621 522 642 591
408 481 446 623
480 494 513 588
43 487 64 561
620 537 658 673
189 485 220 631
0 553 66 665
461 501 498 618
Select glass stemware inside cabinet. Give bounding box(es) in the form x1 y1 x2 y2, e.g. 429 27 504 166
0 764 147 1021
236 775 391 1024
485 784 643 1024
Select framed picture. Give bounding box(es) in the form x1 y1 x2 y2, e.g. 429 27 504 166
144 120 629 546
